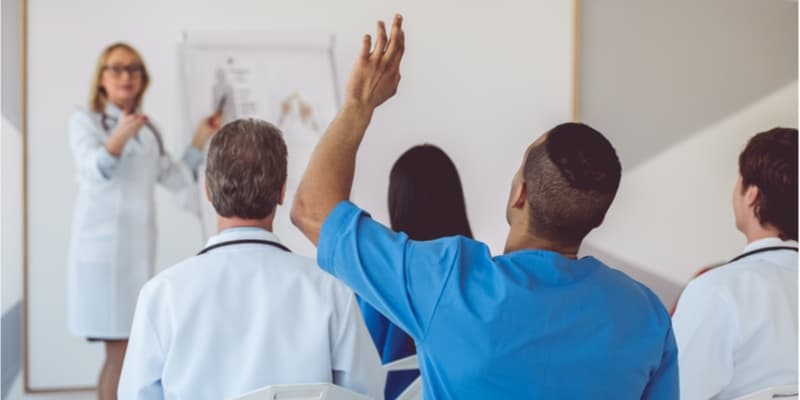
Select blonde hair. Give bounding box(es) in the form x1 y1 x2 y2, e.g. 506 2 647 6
89 42 150 113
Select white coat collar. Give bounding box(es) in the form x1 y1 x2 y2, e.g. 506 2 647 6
742 237 798 254
204 226 283 249
104 102 125 118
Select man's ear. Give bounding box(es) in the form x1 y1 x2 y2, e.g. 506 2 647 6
204 179 212 203
278 181 287 205
512 180 527 210
745 184 760 208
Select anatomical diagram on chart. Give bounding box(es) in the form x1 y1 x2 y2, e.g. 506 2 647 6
181 32 339 257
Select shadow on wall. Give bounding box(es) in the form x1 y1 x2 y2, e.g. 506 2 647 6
580 242 690 309
579 0 798 170
2 301 21 400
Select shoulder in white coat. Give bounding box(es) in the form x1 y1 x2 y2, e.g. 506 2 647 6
119 228 385 400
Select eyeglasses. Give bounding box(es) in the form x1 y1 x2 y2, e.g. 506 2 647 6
102 64 144 78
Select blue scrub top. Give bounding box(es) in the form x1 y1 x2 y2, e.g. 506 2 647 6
356 296 420 399
318 201 678 399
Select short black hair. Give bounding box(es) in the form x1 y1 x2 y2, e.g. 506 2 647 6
739 127 798 240
388 144 473 241
524 123 621 245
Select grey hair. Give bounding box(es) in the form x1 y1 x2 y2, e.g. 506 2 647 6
205 118 288 219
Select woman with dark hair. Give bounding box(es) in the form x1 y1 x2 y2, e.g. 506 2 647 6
358 144 473 399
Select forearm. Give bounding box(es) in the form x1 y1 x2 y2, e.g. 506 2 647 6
104 131 132 157
292 101 374 244
191 113 222 150
293 14 404 244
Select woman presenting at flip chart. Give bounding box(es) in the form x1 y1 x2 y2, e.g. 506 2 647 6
67 42 220 400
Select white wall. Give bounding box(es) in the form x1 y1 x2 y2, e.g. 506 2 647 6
578 0 797 170
584 81 799 307
577 0 797 308
2 48 93 400
22 0 574 392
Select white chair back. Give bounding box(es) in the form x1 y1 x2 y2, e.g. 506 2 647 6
733 385 798 400
231 383 371 400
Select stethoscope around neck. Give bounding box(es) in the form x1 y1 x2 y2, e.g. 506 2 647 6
727 245 798 264
197 239 291 256
100 111 166 157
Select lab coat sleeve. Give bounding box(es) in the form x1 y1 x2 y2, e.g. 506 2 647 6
181 147 204 175
118 286 167 400
153 151 201 215
69 112 120 182
331 293 386 400
641 325 679 400
148 121 203 214
318 201 460 342
672 277 737 400
155 149 198 191
146 119 202 189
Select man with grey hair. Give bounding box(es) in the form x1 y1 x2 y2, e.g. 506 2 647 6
118 118 385 399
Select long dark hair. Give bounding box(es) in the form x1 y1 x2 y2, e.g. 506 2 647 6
388 144 473 240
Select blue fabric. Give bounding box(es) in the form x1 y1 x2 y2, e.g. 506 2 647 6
318 201 679 399
356 296 420 399
181 146 204 178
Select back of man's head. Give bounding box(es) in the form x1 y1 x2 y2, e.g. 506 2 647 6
738 127 798 241
206 118 287 220
524 122 621 245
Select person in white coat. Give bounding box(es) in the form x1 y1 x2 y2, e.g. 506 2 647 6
672 127 798 399
117 118 385 399
68 42 221 400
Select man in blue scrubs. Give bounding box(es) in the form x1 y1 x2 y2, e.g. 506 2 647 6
292 15 678 399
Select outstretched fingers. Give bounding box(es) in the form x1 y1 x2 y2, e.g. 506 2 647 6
384 14 405 66
359 34 372 60
370 20 388 61
344 14 405 108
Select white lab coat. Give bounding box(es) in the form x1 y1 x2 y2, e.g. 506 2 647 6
672 237 798 399
118 227 386 400
67 103 199 339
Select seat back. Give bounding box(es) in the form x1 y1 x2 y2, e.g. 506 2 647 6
733 385 799 400
231 383 371 400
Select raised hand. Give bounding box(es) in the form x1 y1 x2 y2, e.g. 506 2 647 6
106 110 148 157
192 112 223 150
291 14 408 245
344 14 405 110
